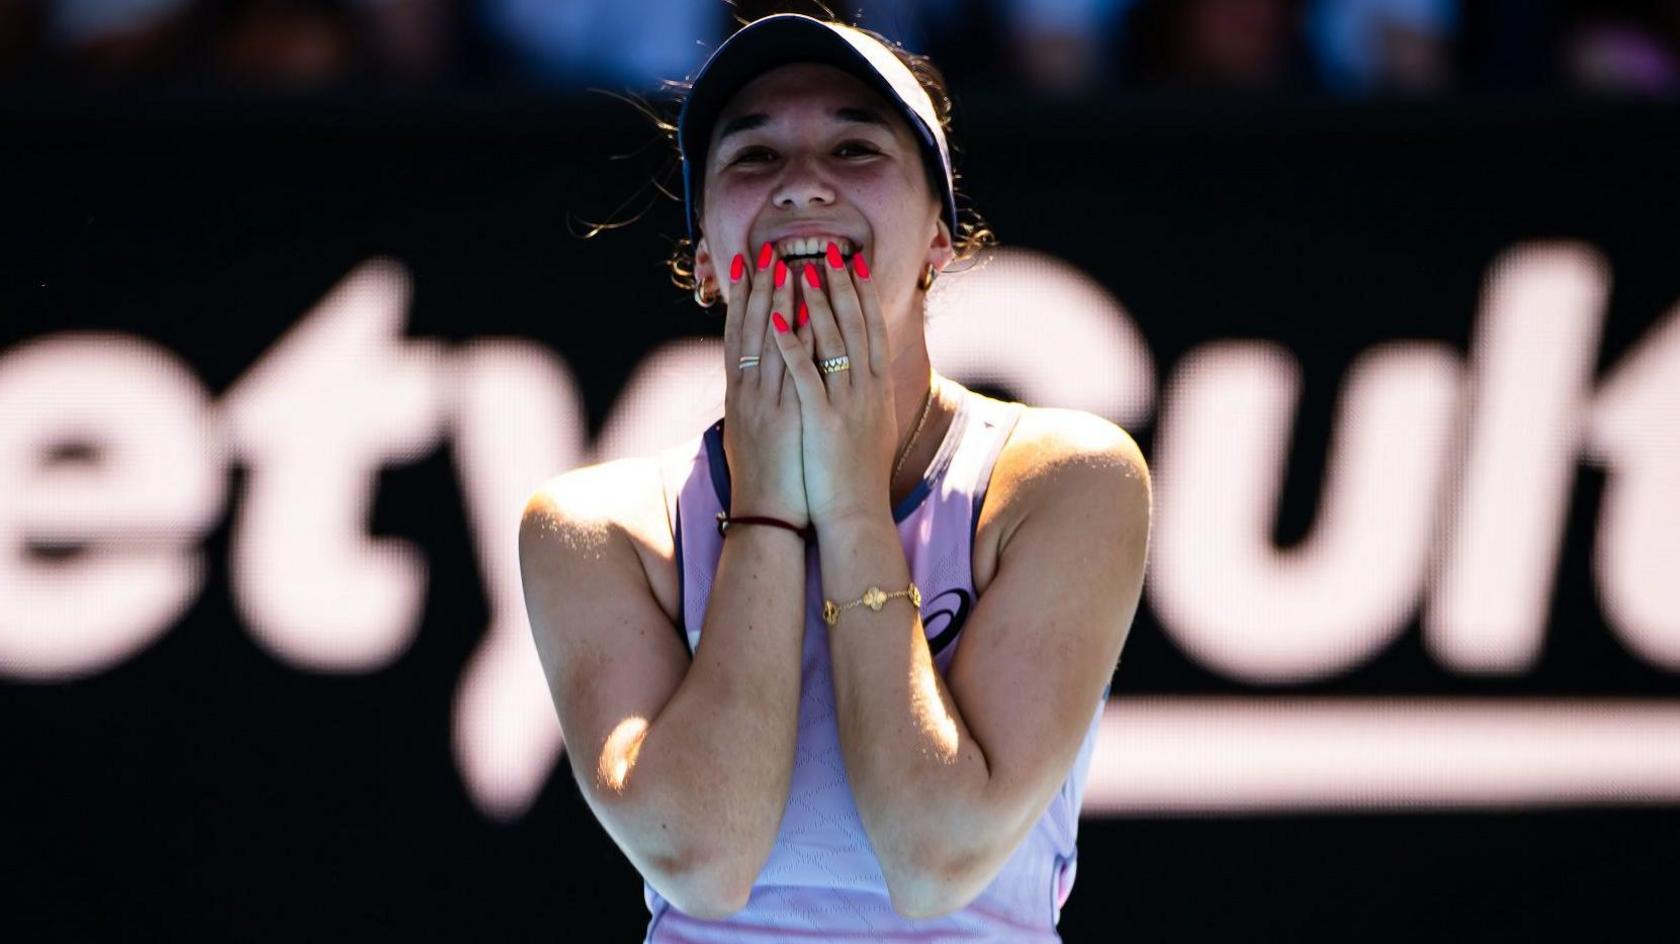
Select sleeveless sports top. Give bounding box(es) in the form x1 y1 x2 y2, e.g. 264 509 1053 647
646 380 1110 942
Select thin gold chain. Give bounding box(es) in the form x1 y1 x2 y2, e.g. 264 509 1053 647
892 375 937 485
827 377 935 628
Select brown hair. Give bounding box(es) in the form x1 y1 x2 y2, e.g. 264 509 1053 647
584 7 996 302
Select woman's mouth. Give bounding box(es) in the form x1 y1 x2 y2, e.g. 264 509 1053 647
773 235 859 263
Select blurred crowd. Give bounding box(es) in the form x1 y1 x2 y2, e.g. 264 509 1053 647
1 0 1679 97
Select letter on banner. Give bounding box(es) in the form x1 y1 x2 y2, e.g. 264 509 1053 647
923 247 1156 428
454 338 730 820
0 334 224 680
448 338 590 821
1426 243 1609 673
1587 300 1680 669
221 259 448 672
1148 340 1460 684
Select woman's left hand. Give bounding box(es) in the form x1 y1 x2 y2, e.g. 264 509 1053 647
767 241 898 530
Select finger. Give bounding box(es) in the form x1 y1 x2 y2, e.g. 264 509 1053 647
852 252 890 377
769 303 827 409
740 241 778 389
799 261 850 388
721 249 747 365
763 255 793 403
795 298 814 356
756 300 785 402
792 298 817 397
822 241 869 379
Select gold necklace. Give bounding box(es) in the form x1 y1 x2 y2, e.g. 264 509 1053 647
892 375 938 485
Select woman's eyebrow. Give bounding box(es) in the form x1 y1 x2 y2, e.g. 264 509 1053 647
717 107 891 145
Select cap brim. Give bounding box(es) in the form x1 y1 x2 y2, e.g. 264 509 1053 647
677 15 957 247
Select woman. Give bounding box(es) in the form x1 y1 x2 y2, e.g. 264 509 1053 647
518 13 1151 941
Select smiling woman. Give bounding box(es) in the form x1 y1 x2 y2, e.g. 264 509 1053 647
517 11 1152 943
661 14 994 305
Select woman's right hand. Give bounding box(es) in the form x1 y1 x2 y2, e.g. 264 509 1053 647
721 242 810 526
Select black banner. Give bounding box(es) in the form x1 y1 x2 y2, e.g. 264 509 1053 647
3 92 1678 941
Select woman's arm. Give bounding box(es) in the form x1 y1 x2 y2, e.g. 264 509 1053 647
762 247 1148 917
819 413 1151 919
519 459 807 919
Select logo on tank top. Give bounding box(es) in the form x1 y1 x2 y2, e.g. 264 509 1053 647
921 587 973 655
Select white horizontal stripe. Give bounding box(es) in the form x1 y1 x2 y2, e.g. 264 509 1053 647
1084 697 1680 814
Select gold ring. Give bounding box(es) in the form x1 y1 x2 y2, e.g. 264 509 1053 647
819 355 851 375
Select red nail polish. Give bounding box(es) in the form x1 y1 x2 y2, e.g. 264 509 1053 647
853 253 870 280
730 253 745 283
803 263 820 290
772 311 789 333
774 259 788 288
826 241 844 269
797 302 809 326
758 242 773 270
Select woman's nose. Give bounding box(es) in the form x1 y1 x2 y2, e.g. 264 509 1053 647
772 156 836 211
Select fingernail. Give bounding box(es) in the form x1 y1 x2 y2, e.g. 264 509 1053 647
774 259 788 288
758 242 773 270
826 241 844 269
730 253 745 283
772 311 789 333
853 253 870 280
803 263 820 290
796 302 809 327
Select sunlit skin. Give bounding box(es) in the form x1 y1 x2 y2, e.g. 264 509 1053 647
599 715 650 795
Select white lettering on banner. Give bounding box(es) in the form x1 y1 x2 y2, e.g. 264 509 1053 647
452 340 728 817
1586 297 1680 669
0 334 224 680
1084 697 1680 814
1426 245 1610 673
220 260 448 672
1148 340 1461 684
448 339 588 821
1 242 1677 817
592 339 728 462
922 247 1156 429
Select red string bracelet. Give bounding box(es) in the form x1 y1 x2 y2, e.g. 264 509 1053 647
716 510 813 542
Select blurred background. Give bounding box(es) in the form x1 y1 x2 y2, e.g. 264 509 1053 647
4 0 1680 96
4 1 1679 942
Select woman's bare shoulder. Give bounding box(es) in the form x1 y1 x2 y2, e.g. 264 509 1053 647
1003 406 1146 472
974 406 1149 590
521 456 681 625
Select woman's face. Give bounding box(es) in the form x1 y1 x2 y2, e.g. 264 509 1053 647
694 62 953 347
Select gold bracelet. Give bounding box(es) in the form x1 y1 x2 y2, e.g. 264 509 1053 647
822 581 922 626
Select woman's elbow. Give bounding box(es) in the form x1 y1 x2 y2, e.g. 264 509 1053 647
651 850 757 920
888 879 968 921
885 860 986 921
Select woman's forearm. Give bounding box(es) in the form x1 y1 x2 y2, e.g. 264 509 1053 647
613 523 807 907
818 510 994 912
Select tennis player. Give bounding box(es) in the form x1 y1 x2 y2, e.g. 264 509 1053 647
519 12 1151 941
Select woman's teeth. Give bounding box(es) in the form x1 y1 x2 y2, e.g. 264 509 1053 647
775 236 855 260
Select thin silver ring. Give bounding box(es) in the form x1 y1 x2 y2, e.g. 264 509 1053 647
818 355 851 375
738 355 761 370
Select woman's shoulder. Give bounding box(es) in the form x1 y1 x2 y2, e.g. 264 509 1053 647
983 404 1150 547
525 456 668 531
521 456 681 623
1003 405 1145 467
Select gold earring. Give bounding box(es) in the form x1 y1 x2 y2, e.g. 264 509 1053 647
918 264 939 291
694 279 720 308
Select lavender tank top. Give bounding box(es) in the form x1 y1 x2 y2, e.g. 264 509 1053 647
646 381 1109 942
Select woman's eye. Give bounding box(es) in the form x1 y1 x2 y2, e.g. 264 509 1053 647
730 143 878 165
